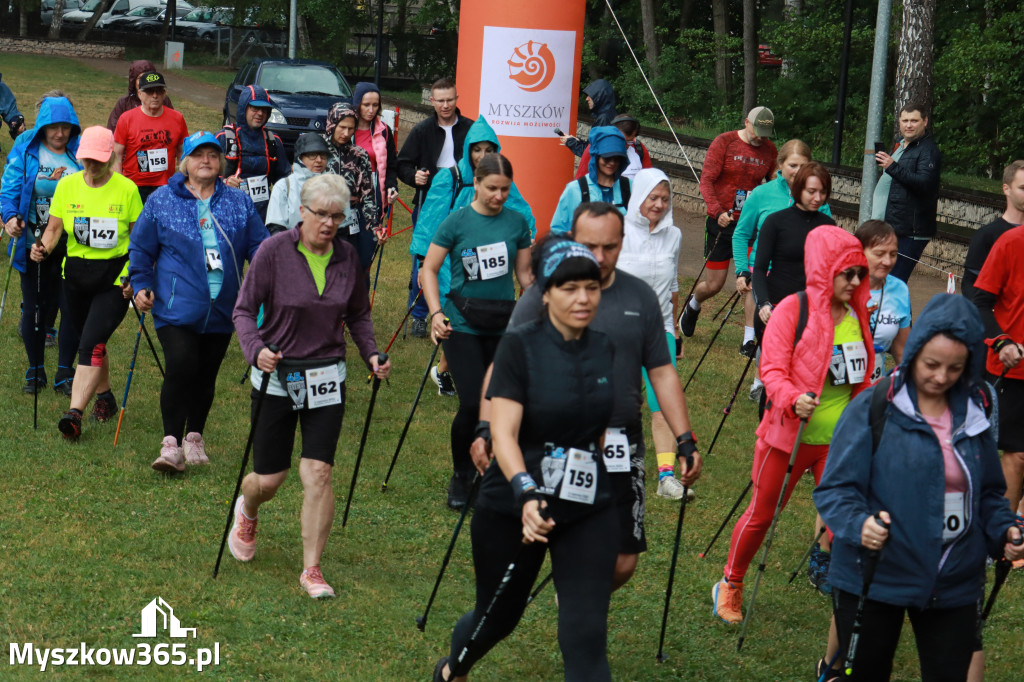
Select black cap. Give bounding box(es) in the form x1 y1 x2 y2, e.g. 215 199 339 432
138 71 167 91
294 132 330 157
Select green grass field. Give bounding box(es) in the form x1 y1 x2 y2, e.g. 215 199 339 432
0 53 1020 681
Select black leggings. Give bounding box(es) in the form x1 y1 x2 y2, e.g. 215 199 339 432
442 331 501 475
63 258 129 367
155 325 232 443
832 587 979 681
448 505 619 681
19 235 78 375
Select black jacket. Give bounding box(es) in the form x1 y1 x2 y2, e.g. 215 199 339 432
396 108 474 205
882 133 942 239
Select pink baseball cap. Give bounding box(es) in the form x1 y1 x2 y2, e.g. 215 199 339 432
77 126 114 163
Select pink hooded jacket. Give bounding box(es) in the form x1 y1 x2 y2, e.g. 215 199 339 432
756 224 875 452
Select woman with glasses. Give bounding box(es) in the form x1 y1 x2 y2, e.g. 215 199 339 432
265 133 331 234
712 225 875 629
129 131 268 471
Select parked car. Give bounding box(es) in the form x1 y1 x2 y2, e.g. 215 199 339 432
223 58 352 153
174 6 231 42
40 0 83 25
758 44 783 67
62 0 190 27
98 3 161 30
134 5 192 33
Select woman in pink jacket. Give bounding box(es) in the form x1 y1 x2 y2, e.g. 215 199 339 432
712 224 875 628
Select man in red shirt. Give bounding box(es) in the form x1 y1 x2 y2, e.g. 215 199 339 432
112 72 188 202
681 107 777 358
974 225 1024 546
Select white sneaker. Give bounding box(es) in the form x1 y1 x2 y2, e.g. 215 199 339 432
749 380 764 403
657 475 695 500
183 432 209 465
151 436 185 473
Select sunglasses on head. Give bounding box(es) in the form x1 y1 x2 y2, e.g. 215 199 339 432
840 266 868 282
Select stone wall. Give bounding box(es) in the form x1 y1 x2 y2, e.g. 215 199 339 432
0 37 124 59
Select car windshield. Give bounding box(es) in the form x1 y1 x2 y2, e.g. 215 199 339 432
257 65 351 97
81 0 103 10
183 8 213 21
130 6 162 17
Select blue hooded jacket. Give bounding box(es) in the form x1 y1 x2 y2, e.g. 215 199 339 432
1 96 81 273
550 126 629 234
583 79 617 127
216 84 290 218
128 172 269 334
815 294 1016 610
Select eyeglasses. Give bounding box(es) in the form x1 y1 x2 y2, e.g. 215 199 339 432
431 98 457 105
840 266 868 282
301 152 328 160
303 205 346 224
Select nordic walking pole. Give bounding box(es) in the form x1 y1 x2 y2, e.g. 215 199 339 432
843 512 890 676
656 447 696 662
787 525 828 584
416 472 481 631
114 294 149 446
703 347 757 457
993 362 1011 392
341 352 389 528
452 509 550 675
382 291 423 356
0 225 18 325
684 292 740 391
711 289 738 321
525 571 553 607
679 230 723 314
979 531 1023 627
369 208 392 310
698 479 751 559
131 303 164 378
213 343 279 579
32 226 43 429
737 394 815 652
381 339 441 491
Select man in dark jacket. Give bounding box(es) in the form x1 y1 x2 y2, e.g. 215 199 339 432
872 102 942 283
396 77 474 336
560 79 618 157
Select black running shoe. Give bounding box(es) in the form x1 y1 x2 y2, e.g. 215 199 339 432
53 372 73 397
59 409 83 440
740 340 757 358
678 297 700 337
23 367 47 394
446 473 472 510
91 392 118 423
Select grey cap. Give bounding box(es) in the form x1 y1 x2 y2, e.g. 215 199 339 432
294 132 330 158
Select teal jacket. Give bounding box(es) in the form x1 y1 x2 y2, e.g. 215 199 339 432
732 171 832 275
550 126 628 235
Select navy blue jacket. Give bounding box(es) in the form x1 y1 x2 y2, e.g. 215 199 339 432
814 294 1015 610
128 172 269 334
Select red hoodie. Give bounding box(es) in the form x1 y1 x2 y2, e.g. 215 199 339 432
756 224 875 453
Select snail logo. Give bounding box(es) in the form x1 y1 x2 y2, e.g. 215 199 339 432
507 40 556 92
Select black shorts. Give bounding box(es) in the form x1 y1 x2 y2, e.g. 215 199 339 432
63 256 130 366
611 422 647 555
704 216 736 267
251 388 346 475
988 373 1024 451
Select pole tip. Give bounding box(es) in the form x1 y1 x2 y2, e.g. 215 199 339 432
415 616 426 631
697 552 706 558
656 653 668 663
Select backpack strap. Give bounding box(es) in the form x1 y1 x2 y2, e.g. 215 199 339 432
619 176 631 208
793 290 808 349
869 374 894 454
263 128 278 163
449 165 463 212
221 124 240 175
577 177 590 203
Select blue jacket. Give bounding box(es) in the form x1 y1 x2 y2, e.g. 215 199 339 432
566 79 617 156
814 294 1015 610
216 84 290 219
128 172 269 334
551 126 629 234
1 96 81 273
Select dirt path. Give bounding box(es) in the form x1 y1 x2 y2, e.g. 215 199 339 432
76 57 227 114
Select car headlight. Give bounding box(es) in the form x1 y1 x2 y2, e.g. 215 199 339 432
268 108 287 125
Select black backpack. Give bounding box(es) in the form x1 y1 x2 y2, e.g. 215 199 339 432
220 124 279 176
448 165 474 212
577 176 631 211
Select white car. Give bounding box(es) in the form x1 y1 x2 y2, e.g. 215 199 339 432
62 0 191 26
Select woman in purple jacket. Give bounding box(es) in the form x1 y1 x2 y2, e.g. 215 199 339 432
230 173 392 599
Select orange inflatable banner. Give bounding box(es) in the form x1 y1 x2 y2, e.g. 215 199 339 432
455 0 586 237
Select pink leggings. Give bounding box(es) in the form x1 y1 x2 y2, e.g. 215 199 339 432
723 438 829 584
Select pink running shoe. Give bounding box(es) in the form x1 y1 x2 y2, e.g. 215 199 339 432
228 496 258 562
183 432 209 465
151 436 185 473
300 565 335 599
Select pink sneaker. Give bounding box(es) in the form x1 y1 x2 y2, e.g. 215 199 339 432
300 565 335 599
183 432 209 465
151 436 185 473
228 496 258 562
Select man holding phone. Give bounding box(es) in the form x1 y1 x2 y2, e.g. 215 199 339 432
871 102 942 283
396 77 474 337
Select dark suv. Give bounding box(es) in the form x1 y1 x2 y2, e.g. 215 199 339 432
223 58 352 153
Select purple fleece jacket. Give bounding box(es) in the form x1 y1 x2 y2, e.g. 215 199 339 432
233 227 379 367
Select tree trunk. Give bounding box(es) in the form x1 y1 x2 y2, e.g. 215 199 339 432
892 0 937 137
640 0 660 79
742 0 757 114
159 0 177 44
48 0 67 39
76 0 108 41
297 14 311 54
712 0 732 101
19 0 28 37
680 0 696 30
396 0 410 75
783 0 802 20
